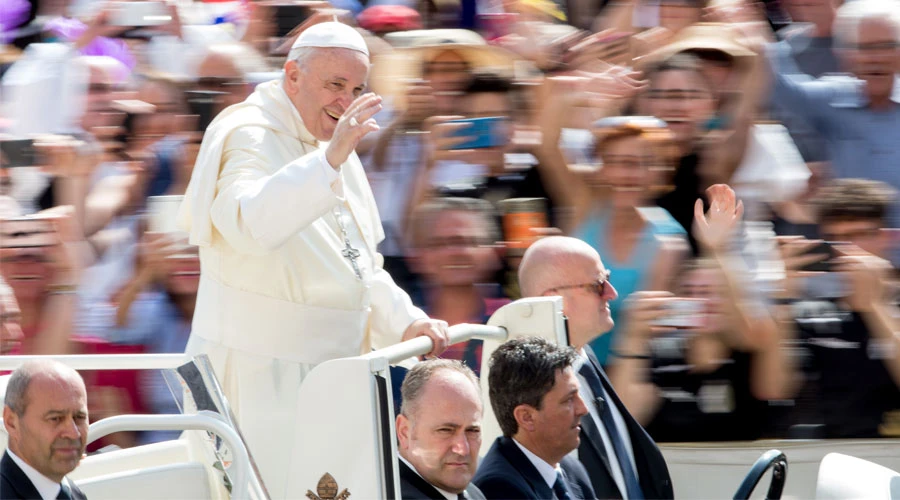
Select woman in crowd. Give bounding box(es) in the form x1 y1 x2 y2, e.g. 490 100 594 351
609 258 789 441
539 106 688 365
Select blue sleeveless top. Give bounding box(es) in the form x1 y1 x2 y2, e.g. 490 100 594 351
572 206 685 365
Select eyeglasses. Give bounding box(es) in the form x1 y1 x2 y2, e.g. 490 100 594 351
541 270 612 297
645 89 710 101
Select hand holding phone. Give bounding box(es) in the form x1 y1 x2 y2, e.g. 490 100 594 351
799 241 842 273
447 117 508 150
1 139 37 168
651 298 707 329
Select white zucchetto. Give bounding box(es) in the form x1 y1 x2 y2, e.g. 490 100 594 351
288 21 369 58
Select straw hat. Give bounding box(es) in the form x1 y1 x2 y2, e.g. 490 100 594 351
370 29 518 107
637 22 755 70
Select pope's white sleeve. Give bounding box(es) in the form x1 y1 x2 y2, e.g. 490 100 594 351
368 253 428 350
210 126 343 255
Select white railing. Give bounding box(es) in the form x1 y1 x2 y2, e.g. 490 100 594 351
87 412 252 500
0 354 190 371
360 323 508 365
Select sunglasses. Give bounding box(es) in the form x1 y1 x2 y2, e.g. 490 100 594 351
542 270 612 297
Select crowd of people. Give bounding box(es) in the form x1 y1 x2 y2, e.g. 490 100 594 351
2 0 900 494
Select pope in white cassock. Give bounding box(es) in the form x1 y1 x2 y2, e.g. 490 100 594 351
177 21 450 497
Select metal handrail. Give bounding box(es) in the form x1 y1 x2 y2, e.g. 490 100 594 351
87 412 252 500
0 354 190 371
360 323 508 365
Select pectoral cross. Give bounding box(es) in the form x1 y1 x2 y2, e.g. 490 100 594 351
334 206 363 280
341 237 362 280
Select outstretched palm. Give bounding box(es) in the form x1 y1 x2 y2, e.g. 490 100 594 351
693 184 744 253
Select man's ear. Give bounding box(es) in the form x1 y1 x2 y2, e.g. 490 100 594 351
3 406 18 440
396 413 411 450
513 404 536 433
282 60 301 94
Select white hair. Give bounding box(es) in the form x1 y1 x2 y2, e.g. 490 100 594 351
833 0 900 48
286 46 319 72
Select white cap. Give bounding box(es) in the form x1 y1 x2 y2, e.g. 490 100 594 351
289 22 369 58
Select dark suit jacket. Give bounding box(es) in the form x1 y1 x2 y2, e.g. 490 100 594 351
1 451 87 500
473 436 595 500
578 347 674 500
399 459 487 500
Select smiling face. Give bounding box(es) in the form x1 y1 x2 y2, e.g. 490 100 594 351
3 371 89 483
282 47 370 141
596 134 655 208
396 369 482 493
419 210 499 287
640 68 715 146
842 18 900 106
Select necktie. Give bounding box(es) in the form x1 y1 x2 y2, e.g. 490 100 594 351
552 470 573 500
579 361 645 500
56 481 72 500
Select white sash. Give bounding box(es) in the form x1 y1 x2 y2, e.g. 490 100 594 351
188 274 370 364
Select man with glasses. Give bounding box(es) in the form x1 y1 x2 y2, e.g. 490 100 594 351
785 178 900 438
765 0 900 265
518 236 673 499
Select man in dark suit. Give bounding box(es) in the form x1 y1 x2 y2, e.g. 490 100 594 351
518 236 674 499
396 359 486 500
2 360 89 500
473 337 595 499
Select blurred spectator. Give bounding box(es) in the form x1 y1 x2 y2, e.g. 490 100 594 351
0 207 86 356
636 54 718 251
193 42 268 111
766 0 900 264
367 30 511 291
0 276 25 354
544 115 689 364
412 73 556 221
358 5 423 36
611 258 789 442
78 230 198 444
783 178 900 438
772 0 840 163
408 197 506 374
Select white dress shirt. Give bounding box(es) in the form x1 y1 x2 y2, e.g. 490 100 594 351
512 438 561 490
399 455 458 500
7 450 62 500
573 350 639 499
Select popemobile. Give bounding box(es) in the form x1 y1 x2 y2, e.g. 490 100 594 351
0 297 897 499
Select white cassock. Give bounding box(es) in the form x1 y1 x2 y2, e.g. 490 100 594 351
177 79 426 498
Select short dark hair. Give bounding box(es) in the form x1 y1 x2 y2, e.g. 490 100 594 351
812 178 897 226
488 337 578 437
400 359 480 418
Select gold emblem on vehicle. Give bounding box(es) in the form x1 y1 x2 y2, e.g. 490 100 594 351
306 473 350 500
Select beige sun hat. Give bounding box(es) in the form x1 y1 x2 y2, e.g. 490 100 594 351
636 22 755 70
370 29 519 109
